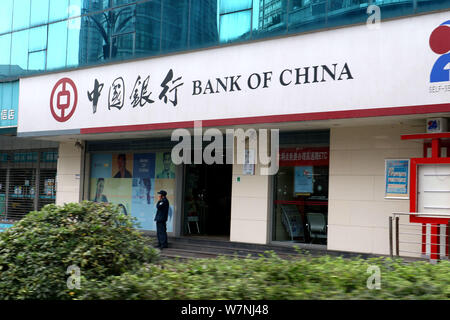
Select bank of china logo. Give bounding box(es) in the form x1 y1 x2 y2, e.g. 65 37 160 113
430 20 450 83
50 78 78 122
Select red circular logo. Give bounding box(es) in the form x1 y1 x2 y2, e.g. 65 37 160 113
429 24 450 55
50 78 78 122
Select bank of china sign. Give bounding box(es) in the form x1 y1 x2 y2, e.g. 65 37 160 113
18 12 449 137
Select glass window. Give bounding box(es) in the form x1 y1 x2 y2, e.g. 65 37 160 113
85 12 109 63
161 0 189 52
28 50 46 71
13 0 31 31
89 152 177 232
49 0 69 22
47 21 67 70
373 0 414 20
416 0 450 14
252 0 286 39
220 0 253 14
69 0 82 17
272 134 330 245
112 5 136 36
189 0 219 49
219 10 252 43
28 26 47 52
134 1 162 58
0 0 14 34
288 0 326 34
11 30 29 72
112 33 134 59
67 17 82 67
0 34 12 66
30 0 50 26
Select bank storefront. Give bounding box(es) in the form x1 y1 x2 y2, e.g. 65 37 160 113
0 80 58 222
17 11 450 256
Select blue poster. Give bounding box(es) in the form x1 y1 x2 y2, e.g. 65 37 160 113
294 166 314 194
385 159 409 195
131 153 156 230
91 154 112 178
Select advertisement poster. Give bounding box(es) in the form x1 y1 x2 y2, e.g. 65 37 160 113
131 153 156 231
294 166 314 194
243 149 255 175
90 152 175 232
43 179 56 199
385 159 409 199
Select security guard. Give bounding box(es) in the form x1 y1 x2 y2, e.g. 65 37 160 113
155 190 169 249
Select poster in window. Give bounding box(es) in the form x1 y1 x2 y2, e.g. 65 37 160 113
294 166 314 194
385 159 409 199
131 153 156 231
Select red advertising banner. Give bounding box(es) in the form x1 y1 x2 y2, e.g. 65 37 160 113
279 147 329 166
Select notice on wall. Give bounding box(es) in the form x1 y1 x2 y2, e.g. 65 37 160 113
385 159 410 199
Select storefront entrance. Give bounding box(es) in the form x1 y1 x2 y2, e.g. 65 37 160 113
183 164 232 237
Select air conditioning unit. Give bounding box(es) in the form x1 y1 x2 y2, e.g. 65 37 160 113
426 118 448 133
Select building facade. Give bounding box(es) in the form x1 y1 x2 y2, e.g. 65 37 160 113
1 0 450 258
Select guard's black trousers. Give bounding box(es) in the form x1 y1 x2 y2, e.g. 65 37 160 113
156 221 168 248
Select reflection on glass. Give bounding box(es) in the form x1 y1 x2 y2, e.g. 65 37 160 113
47 21 67 70
13 0 31 31
220 0 253 14
69 0 82 17
134 0 162 57
49 0 69 22
0 0 445 78
0 34 11 66
67 17 82 67
189 0 218 49
28 50 46 71
30 0 50 26
161 0 189 52
11 30 29 71
220 10 252 43
0 0 13 34
28 26 47 52
113 33 134 58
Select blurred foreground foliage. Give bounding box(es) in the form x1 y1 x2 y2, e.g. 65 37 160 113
0 201 158 300
0 201 448 300
81 253 450 300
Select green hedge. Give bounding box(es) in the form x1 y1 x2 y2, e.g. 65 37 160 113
80 253 450 300
0 201 158 300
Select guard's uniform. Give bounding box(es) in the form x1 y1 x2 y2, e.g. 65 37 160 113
155 195 169 248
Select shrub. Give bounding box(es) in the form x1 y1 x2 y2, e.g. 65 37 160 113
80 253 450 300
0 201 158 300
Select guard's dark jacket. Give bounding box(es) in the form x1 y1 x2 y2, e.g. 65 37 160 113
154 198 169 222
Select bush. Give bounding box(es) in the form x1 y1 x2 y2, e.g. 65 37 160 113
0 201 158 300
80 253 450 300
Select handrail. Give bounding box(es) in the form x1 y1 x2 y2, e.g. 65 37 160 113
392 212 450 218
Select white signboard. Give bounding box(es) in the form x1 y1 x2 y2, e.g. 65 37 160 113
18 12 450 137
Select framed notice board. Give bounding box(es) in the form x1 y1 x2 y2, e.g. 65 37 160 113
385 159 410 199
